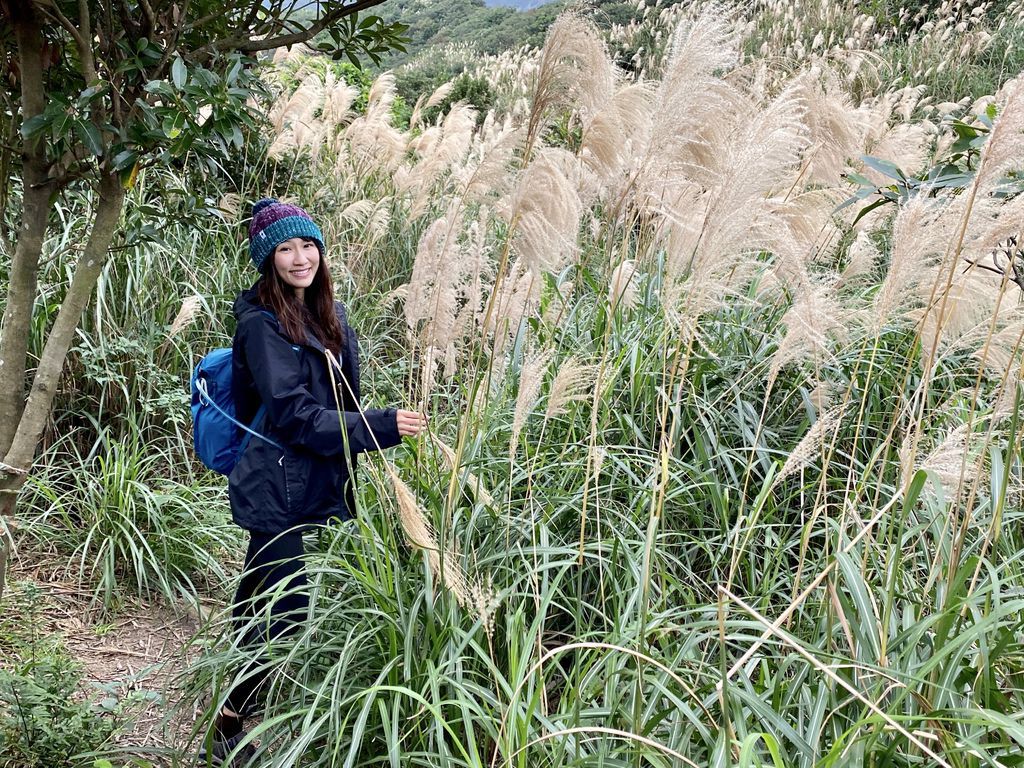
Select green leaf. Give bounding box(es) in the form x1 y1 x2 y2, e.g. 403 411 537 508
860 154 906 181
171 57 187 89
850 196 892 226
20 113 49 139
111 148 137 171
226 57 242 85
75 121 104 156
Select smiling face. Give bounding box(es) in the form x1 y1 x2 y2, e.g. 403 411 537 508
272 236 320 300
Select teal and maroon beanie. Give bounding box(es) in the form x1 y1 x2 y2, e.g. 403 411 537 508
248 197 325 272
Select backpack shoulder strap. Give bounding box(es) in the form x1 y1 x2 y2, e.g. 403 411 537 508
238 403 274 455
194 377 281 452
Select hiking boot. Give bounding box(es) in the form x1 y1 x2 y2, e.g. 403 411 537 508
197 731 257 767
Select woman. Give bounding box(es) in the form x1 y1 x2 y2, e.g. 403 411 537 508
200 198 426 766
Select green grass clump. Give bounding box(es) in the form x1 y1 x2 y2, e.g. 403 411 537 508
18 431 240 611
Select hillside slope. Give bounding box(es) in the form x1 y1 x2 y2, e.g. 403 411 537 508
376 0 640 66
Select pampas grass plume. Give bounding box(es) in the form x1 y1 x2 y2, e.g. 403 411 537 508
389 468 488 624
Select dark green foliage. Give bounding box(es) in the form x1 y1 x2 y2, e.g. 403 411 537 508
426 74 496 125
0 656 118 768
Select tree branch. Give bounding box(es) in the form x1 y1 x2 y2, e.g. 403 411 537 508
32 1 95 82
210 0 389 54
115 0 140 39
138 0 158 38
153 0 193 77
76 0 97 82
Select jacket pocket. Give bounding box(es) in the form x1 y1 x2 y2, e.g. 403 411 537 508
283 450 332 517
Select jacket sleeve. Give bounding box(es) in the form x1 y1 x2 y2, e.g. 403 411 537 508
239 312 400 456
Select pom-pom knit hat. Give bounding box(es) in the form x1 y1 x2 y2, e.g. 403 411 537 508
248 197 325 272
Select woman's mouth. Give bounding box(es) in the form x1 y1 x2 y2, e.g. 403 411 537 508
291 267 312 279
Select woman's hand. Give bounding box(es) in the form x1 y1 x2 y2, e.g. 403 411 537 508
396 409 427 437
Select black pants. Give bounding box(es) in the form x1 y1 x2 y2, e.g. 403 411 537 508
225 530 309 716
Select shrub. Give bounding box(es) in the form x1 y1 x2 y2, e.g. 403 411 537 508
0 584 125 768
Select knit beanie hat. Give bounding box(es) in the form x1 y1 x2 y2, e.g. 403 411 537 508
248 197 326 272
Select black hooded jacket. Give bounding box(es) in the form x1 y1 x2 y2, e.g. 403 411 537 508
227 286 400 533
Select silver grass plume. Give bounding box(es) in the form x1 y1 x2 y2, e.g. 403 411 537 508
268 71 324 158
767 281 847 391
913 266 1013 359
166 295 203 340
544 356 597 420
453 122 526 205
906 79 1024 358
773 405 843 487
975 319 1024 378
510 346 553 457
906 193 1022 360
858 88 934 189
580 81 655 186
765 187 842 279
873 193 958 330
807 380 833 415
503 147 584 278
410 81 455 129
608 259 640 312
838 230 879 286
791 66 867 187
973 77 1024 190
345 72 407 174
485 258 541 358
632 5 745 215
389 469 491 632
685 80 811 281
406 104 478 218
452 216 492 351
404 212 462 352
217 193 241 223
525 13 615 153
322 76 360 154
910 425 985 500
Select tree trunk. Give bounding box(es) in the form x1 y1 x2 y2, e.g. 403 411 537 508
0 172 126 598
0 2 55 456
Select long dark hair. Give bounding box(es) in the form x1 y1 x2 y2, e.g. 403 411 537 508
257 239 345 357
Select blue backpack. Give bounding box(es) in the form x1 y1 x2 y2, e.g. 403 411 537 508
190 347 281 475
